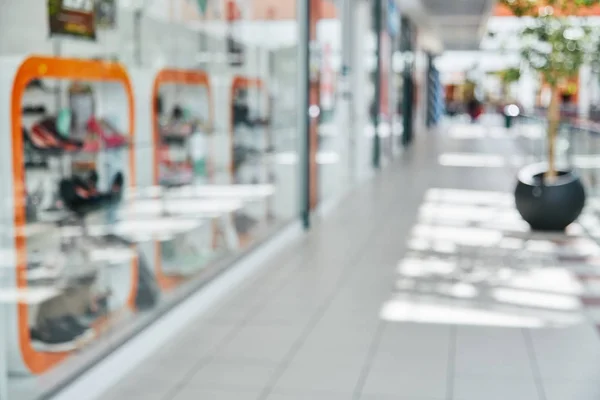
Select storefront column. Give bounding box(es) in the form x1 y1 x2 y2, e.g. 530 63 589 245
298 0 310 228
372 0 382 168
400 16 414 147
339 0 355 186
426 53 435 127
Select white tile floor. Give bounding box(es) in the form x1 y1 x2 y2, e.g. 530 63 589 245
100 122 600 400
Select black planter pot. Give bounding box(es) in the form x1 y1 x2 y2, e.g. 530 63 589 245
514 163 586 231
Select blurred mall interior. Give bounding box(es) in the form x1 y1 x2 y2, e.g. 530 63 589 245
2 0 600 399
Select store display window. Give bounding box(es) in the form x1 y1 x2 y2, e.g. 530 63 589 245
149 69 226 290
230 77 276 246
4 56 138 377
0 2 302 399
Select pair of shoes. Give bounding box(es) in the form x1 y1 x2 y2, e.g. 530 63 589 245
59 172 124 216
30 315 94 353
26 116 129 154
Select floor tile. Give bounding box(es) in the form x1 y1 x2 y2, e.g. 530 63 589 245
360 368 447 399
171 387 262 400
273 356 365 395
453 378 541 400
376 323 451 361
184 360 276 390
215 324 299 363
265 389 350 399
360 396 444 400
529 326 600 381
454 326 534 379
543 380 600 400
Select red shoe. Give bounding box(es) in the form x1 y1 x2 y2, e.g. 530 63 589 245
80 136 101 153
29 118 83 152
87 118 128 149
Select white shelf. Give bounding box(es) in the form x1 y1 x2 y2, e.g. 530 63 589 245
127 183 275 200
0 286 61 305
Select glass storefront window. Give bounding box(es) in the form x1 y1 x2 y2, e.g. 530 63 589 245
0 2 300 399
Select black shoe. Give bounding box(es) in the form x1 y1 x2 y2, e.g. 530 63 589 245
234 212 258 234
30 322 79 352
56 315 94 340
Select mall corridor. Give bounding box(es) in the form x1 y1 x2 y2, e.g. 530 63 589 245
55 120 600 400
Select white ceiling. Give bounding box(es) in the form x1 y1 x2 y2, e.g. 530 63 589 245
423 0 497 50
397 0 498 51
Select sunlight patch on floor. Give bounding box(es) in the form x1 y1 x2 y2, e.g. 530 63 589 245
381 187 600 329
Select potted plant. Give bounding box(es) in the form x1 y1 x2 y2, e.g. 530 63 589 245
501 0 600 231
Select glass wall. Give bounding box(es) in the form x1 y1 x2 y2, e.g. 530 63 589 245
0 1 299 399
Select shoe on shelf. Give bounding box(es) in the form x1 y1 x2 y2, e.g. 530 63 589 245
23 127 63 155
30 322 79 353
80 136 101 153
160 122 193 143
29 118 83 152
56 315 94 341
109 172 124 202
234 212 259 235
87 118 128 149
59 172 124 216
59 177 104 216
159 164 193 187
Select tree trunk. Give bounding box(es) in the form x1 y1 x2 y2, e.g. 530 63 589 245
546 86 560 181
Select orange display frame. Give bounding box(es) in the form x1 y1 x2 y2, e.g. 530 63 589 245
151 69 214 290
11 56 137 374
229 76 265 175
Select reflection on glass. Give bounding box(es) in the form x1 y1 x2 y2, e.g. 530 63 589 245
1 2 301 397
153 75 220 289
231 79 276 245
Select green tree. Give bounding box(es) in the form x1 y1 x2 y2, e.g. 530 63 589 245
496 67 521 99
501 0 600 179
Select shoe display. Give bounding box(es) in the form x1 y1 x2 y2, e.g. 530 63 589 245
31 314 95 353
56 315 94 341
59 172 124 216
80 136 101 153
22 105 47 115
29 118 83 152
233 145 261 171
159 164 193 187
87 117 128 149
30 321 80 353
160 122 194 143
234 212 258 235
